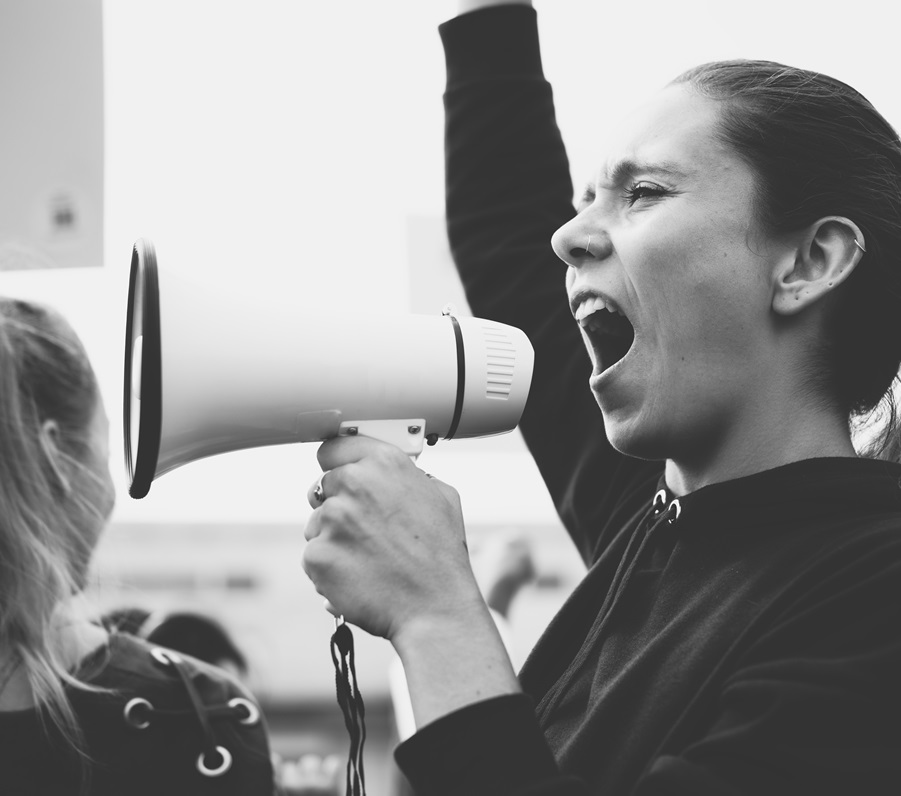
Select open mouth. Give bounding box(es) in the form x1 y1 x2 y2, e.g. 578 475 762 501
574 297 635 374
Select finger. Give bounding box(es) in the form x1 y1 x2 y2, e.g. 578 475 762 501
306 470 330 508
317 434 406 471
303 514 322 542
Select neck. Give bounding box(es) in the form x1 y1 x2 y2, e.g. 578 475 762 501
0 607 108 711
664 399 856 496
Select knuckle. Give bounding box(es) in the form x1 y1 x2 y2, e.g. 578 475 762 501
335 463 360 492
439 482 462 506
375 442 405 464
319 496 353 530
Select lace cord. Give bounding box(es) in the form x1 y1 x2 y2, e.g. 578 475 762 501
167 655 219 759
138 647 257 777
330 621 367 796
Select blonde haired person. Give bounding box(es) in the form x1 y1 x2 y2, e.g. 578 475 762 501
0 297 274 794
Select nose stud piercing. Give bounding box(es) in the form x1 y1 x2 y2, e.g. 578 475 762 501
584 234 592 255
854 239 866 253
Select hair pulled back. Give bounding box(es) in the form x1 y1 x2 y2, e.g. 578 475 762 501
673 60 901 460
0 297 104 759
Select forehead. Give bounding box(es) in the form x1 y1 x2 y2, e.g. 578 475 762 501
595 84 741 184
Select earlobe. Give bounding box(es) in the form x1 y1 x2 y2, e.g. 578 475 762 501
40 419 72 494
772 216 865 316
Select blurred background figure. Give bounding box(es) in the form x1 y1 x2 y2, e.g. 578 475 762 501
275 752 342 796
102 608 249 679
472 529 537 623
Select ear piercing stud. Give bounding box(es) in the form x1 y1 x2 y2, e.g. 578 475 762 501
854 239 866 253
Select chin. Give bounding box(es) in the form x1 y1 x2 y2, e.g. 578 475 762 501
599 402 673 463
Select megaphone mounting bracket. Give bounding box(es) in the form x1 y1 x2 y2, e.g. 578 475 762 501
337 419 427 458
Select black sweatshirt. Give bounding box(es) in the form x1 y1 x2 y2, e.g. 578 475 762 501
0 632 274 794
395 7 901 795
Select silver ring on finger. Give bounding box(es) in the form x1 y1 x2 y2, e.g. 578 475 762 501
313 473 327 505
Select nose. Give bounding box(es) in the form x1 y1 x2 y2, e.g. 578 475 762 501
551 217 610 269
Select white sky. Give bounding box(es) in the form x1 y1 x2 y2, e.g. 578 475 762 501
3 0 898 525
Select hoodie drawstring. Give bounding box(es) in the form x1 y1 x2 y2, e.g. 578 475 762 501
536 487 682 722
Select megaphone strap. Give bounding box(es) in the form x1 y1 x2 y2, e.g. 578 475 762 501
331 621 368 796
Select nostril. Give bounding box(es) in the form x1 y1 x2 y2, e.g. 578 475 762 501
566 232 597 263
568 246 592 261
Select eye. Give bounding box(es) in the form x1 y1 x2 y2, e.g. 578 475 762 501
623 182 668 206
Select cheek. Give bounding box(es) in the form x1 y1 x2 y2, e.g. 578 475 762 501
80 461 116 525
634 229 765 351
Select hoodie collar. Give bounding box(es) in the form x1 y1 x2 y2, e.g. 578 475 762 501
653 456 901 531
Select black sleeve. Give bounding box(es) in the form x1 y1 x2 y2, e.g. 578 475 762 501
395 531 901 796
395 694 589 796
441 6 657 563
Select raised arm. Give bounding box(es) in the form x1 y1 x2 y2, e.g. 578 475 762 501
441 4 657 561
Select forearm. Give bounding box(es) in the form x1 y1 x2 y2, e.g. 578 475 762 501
441 6 632 558
393 603 520 731
442 6 574 327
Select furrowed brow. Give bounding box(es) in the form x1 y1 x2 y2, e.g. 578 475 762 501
602 158 687 186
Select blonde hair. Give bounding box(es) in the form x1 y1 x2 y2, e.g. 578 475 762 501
0 297 107 760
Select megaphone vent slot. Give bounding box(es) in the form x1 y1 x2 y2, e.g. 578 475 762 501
482 324 516 400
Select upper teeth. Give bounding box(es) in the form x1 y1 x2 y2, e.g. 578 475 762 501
574 296 623 327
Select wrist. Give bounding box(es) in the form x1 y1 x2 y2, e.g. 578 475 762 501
391 601 520 730
392 594 492 661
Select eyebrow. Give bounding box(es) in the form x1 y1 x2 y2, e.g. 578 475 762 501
600 158 689 186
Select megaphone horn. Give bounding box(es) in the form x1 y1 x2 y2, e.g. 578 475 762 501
124 238 535 499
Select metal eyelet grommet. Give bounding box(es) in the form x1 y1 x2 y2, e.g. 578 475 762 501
123 697 153 729
228 696 260 726
151 647 183 666
652 489 667 514
667 499 682 524
197 745 233 777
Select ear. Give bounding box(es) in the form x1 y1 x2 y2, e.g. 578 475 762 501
40 419 72 494
772 216 866 316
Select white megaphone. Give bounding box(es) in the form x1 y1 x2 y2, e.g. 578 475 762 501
124 238 535 499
